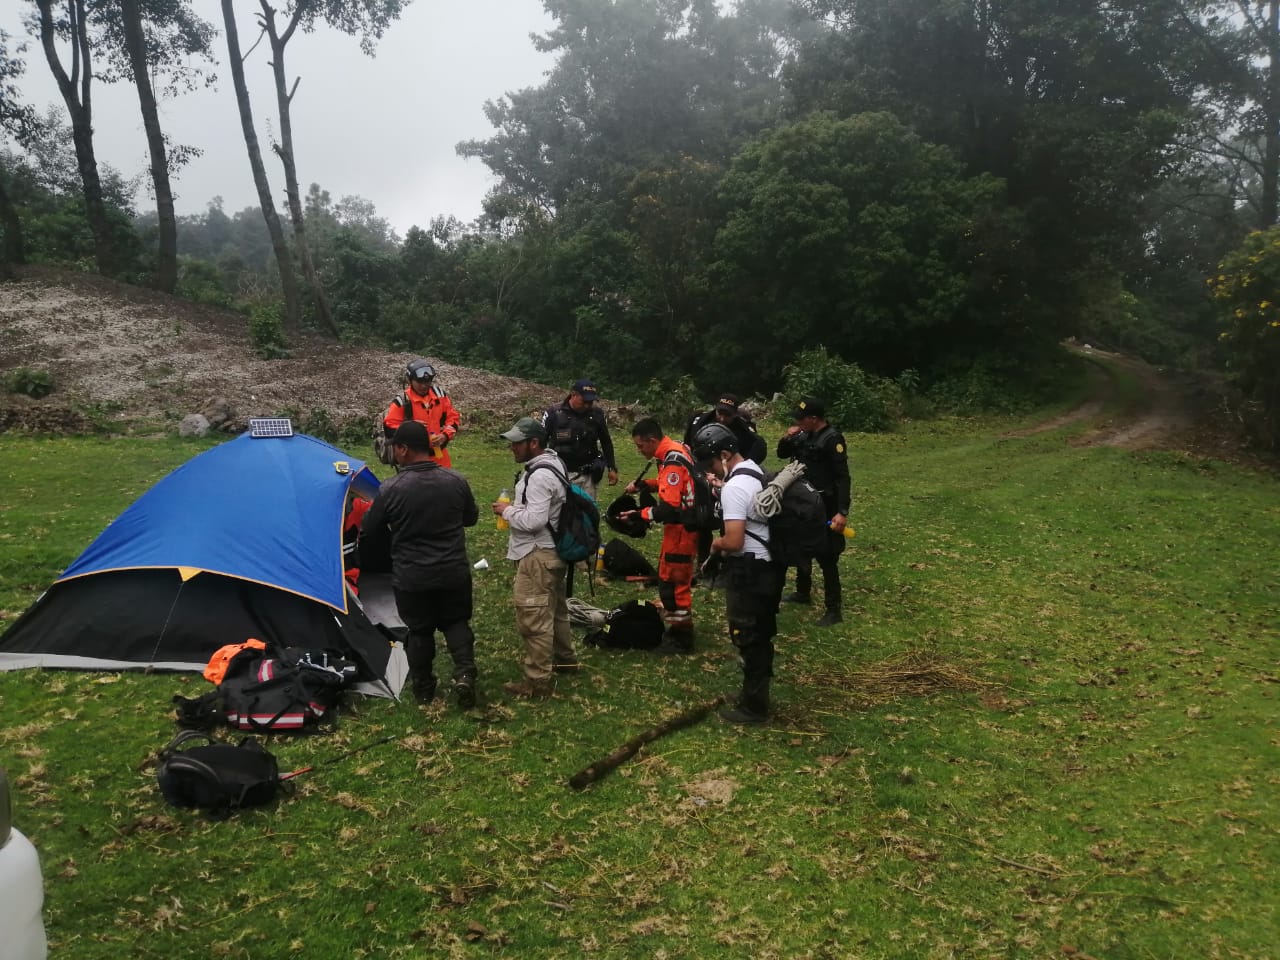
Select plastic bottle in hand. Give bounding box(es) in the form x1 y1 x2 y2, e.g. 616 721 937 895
495 488 511 530
829 520 855 539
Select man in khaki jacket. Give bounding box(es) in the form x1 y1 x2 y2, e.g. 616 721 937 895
491 417 577 698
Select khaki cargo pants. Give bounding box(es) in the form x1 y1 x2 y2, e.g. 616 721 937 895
513 547 574 682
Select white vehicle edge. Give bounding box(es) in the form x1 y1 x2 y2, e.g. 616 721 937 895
0 767 48 960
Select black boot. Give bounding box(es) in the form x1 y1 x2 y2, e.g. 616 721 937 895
719 679 769 724
816 607 843 627
411 677 438 705
451 672 477 710
653 627 695 656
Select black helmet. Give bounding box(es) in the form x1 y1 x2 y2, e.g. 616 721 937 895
406 358 436 382
605 493 652 538
691 422 737 461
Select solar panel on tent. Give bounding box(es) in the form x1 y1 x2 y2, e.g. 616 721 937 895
248 417 294 438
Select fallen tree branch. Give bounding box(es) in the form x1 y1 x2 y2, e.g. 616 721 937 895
567 695 728 791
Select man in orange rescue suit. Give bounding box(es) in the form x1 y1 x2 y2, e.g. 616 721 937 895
623 418 700 655
382 358 461 468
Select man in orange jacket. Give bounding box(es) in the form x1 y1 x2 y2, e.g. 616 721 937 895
382 358 462 468
624 418 701 654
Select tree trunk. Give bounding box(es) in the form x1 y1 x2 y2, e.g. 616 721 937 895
0 164 24 279
119 0 177 293
220 0 302 333
35 0 117 276
1264 0 1280 228
259 0 340 338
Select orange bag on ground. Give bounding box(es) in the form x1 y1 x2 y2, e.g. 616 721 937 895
203 638 267 685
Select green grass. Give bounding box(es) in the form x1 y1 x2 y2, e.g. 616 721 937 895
1 417 1277 959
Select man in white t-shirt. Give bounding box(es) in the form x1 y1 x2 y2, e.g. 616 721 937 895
691 422 784 724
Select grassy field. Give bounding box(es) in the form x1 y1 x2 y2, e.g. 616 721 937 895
0 406 1277 959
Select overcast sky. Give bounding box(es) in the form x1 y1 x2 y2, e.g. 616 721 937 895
1 1 556 235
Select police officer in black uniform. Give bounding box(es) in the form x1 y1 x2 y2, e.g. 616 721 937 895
541 377 619 500
683 392 767 466
776 396 851 626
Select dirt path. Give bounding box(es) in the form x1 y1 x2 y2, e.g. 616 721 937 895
1002 344 1261 463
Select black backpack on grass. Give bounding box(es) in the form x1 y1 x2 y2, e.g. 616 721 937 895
584 599 664 650
156 730 283 819
601 538 658 579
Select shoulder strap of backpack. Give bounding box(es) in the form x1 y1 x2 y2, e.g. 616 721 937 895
160 728 215 758
725 466 770 549
662 447 694 471
520 461 571 537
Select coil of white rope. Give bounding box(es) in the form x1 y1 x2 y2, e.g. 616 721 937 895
754 460 807 518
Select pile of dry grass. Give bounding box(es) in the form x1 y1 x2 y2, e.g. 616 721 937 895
799 650 992 707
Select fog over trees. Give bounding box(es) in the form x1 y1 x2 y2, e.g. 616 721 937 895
2 0 1278 444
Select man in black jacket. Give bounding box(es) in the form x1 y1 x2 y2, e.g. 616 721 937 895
776 396 852 627
541 378 619 500
360 421 481 707
683 393 767 466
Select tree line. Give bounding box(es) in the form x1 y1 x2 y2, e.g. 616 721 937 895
2 1 1278 445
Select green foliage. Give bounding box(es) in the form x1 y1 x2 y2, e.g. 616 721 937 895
709 112 1029 386
781 346 897 432
247 301 290 359
637 373 703 429
174 255 234 309
3 365 54 398
1209 227 1280 448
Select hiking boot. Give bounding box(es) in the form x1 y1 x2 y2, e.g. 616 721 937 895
816 607 843 627
502 678 553 699
553 659 581 675
452 678 477 710
718 703 767 725
783 592 811 605
653 629 695 656
411 680 438 705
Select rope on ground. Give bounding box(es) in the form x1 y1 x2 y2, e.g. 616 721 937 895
567 597 610 629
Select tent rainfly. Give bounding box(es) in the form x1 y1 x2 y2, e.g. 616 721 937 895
0 431 407 698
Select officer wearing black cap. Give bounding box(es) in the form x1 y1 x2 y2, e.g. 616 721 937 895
776 396 851 626
683 393 767 465
541 377 618 500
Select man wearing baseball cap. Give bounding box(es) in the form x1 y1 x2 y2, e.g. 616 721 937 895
492 417 577 698
541 377 618 501
776 396 852 626
359 420 480 708
683 391 767 466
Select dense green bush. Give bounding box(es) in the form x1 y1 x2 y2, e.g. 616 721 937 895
175 256 235 309
248 301 290 360
1210 228 1280 448
781 347 897 433
4 366 54 398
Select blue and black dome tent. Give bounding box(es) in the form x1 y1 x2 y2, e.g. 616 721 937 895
0 430 406 697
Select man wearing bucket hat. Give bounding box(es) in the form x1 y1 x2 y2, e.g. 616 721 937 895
776 396 852 627
492 417 577 698
360 421 480 708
